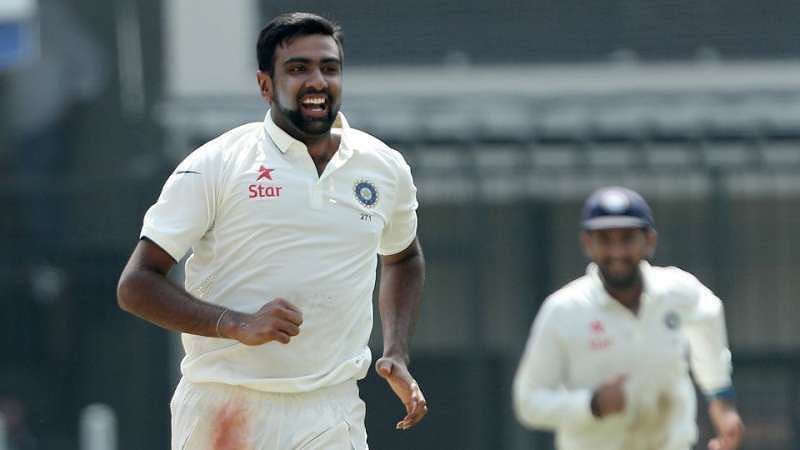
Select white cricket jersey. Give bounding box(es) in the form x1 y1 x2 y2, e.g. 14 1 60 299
513 262 733 450
140 112 418 393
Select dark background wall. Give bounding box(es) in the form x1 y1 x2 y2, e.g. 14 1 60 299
262 0 800 65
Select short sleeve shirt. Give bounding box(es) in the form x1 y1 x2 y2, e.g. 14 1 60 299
140 112 418 393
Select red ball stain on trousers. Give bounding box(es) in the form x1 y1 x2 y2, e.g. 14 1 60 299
212 400 250 450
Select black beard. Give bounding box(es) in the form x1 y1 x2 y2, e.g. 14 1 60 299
599 266 642 290
276 99 339 136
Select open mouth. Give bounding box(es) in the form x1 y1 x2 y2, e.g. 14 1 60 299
299 94 329 118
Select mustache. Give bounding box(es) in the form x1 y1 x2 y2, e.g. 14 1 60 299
297 89 330 99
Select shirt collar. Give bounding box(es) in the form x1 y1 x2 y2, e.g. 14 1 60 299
263 110 354 157
587 260 653 307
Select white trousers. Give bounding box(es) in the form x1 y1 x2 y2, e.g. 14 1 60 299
170 377 368 450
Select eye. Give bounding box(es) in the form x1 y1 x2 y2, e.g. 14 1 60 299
287 65 306 74
322 64 341 74
621 233 640 246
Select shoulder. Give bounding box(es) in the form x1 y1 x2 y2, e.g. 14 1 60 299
538 275 596 320
177 122 262 171
648 265 708 305
347 127 411 171
209 122 263 159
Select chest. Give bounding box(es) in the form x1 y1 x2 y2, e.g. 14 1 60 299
216 154 395 241
564 302 688 378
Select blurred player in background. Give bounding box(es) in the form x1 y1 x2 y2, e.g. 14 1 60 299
513 186 744 450
117 12 427 449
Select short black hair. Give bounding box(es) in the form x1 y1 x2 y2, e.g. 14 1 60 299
257 12 344 76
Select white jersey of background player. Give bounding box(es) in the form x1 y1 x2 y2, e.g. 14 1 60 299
513 186 744 450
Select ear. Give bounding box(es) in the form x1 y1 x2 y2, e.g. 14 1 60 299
256 71 273 103
644 229 658 258
580 231 593 259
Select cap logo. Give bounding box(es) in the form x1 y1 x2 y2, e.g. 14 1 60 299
600 191 630 213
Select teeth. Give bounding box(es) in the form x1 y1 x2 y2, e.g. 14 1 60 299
302 97 325 105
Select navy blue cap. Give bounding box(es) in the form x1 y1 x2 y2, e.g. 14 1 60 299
582 187 655 230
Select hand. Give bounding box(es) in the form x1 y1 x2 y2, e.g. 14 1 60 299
222 298 303 345
708 400 744 450
591 375 627 418
375 356 428 430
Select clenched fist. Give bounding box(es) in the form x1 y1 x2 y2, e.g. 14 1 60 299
220 298 303 345
591 375 627 418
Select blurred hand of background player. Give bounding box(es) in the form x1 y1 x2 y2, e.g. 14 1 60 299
222 298 303 345
707 399 744 450
590 375 627 418
375 356 428 430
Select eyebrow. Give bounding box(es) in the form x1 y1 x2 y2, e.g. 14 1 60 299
282 56 342 65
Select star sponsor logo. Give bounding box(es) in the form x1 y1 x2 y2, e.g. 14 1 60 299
257 165 275 181
590 320 605 334
248 184 282 198
589 319 612 350
248 165 282 199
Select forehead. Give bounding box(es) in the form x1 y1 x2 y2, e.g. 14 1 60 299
588 227 645 239
275 34 341 63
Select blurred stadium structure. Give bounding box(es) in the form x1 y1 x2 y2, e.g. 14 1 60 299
2 0 800 449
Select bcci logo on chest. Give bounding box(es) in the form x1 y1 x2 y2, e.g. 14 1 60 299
664 311 681 330
354 180 378 208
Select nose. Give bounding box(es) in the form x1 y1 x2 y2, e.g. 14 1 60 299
305 67 327 91
606 242 627 259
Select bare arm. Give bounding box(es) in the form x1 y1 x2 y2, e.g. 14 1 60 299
708 398 744 450
378 237 425 363
117 238 225 336
117 239 302 345
375 237 427 429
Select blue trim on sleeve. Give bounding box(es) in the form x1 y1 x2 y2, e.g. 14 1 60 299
708 386 736 402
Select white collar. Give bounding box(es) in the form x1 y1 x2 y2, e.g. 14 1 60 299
263 110 354 158
586 260 654 307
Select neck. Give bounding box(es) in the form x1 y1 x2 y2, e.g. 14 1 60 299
606 283 642 314
305 133 341 175
304 132 337 157
601 270 644 314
